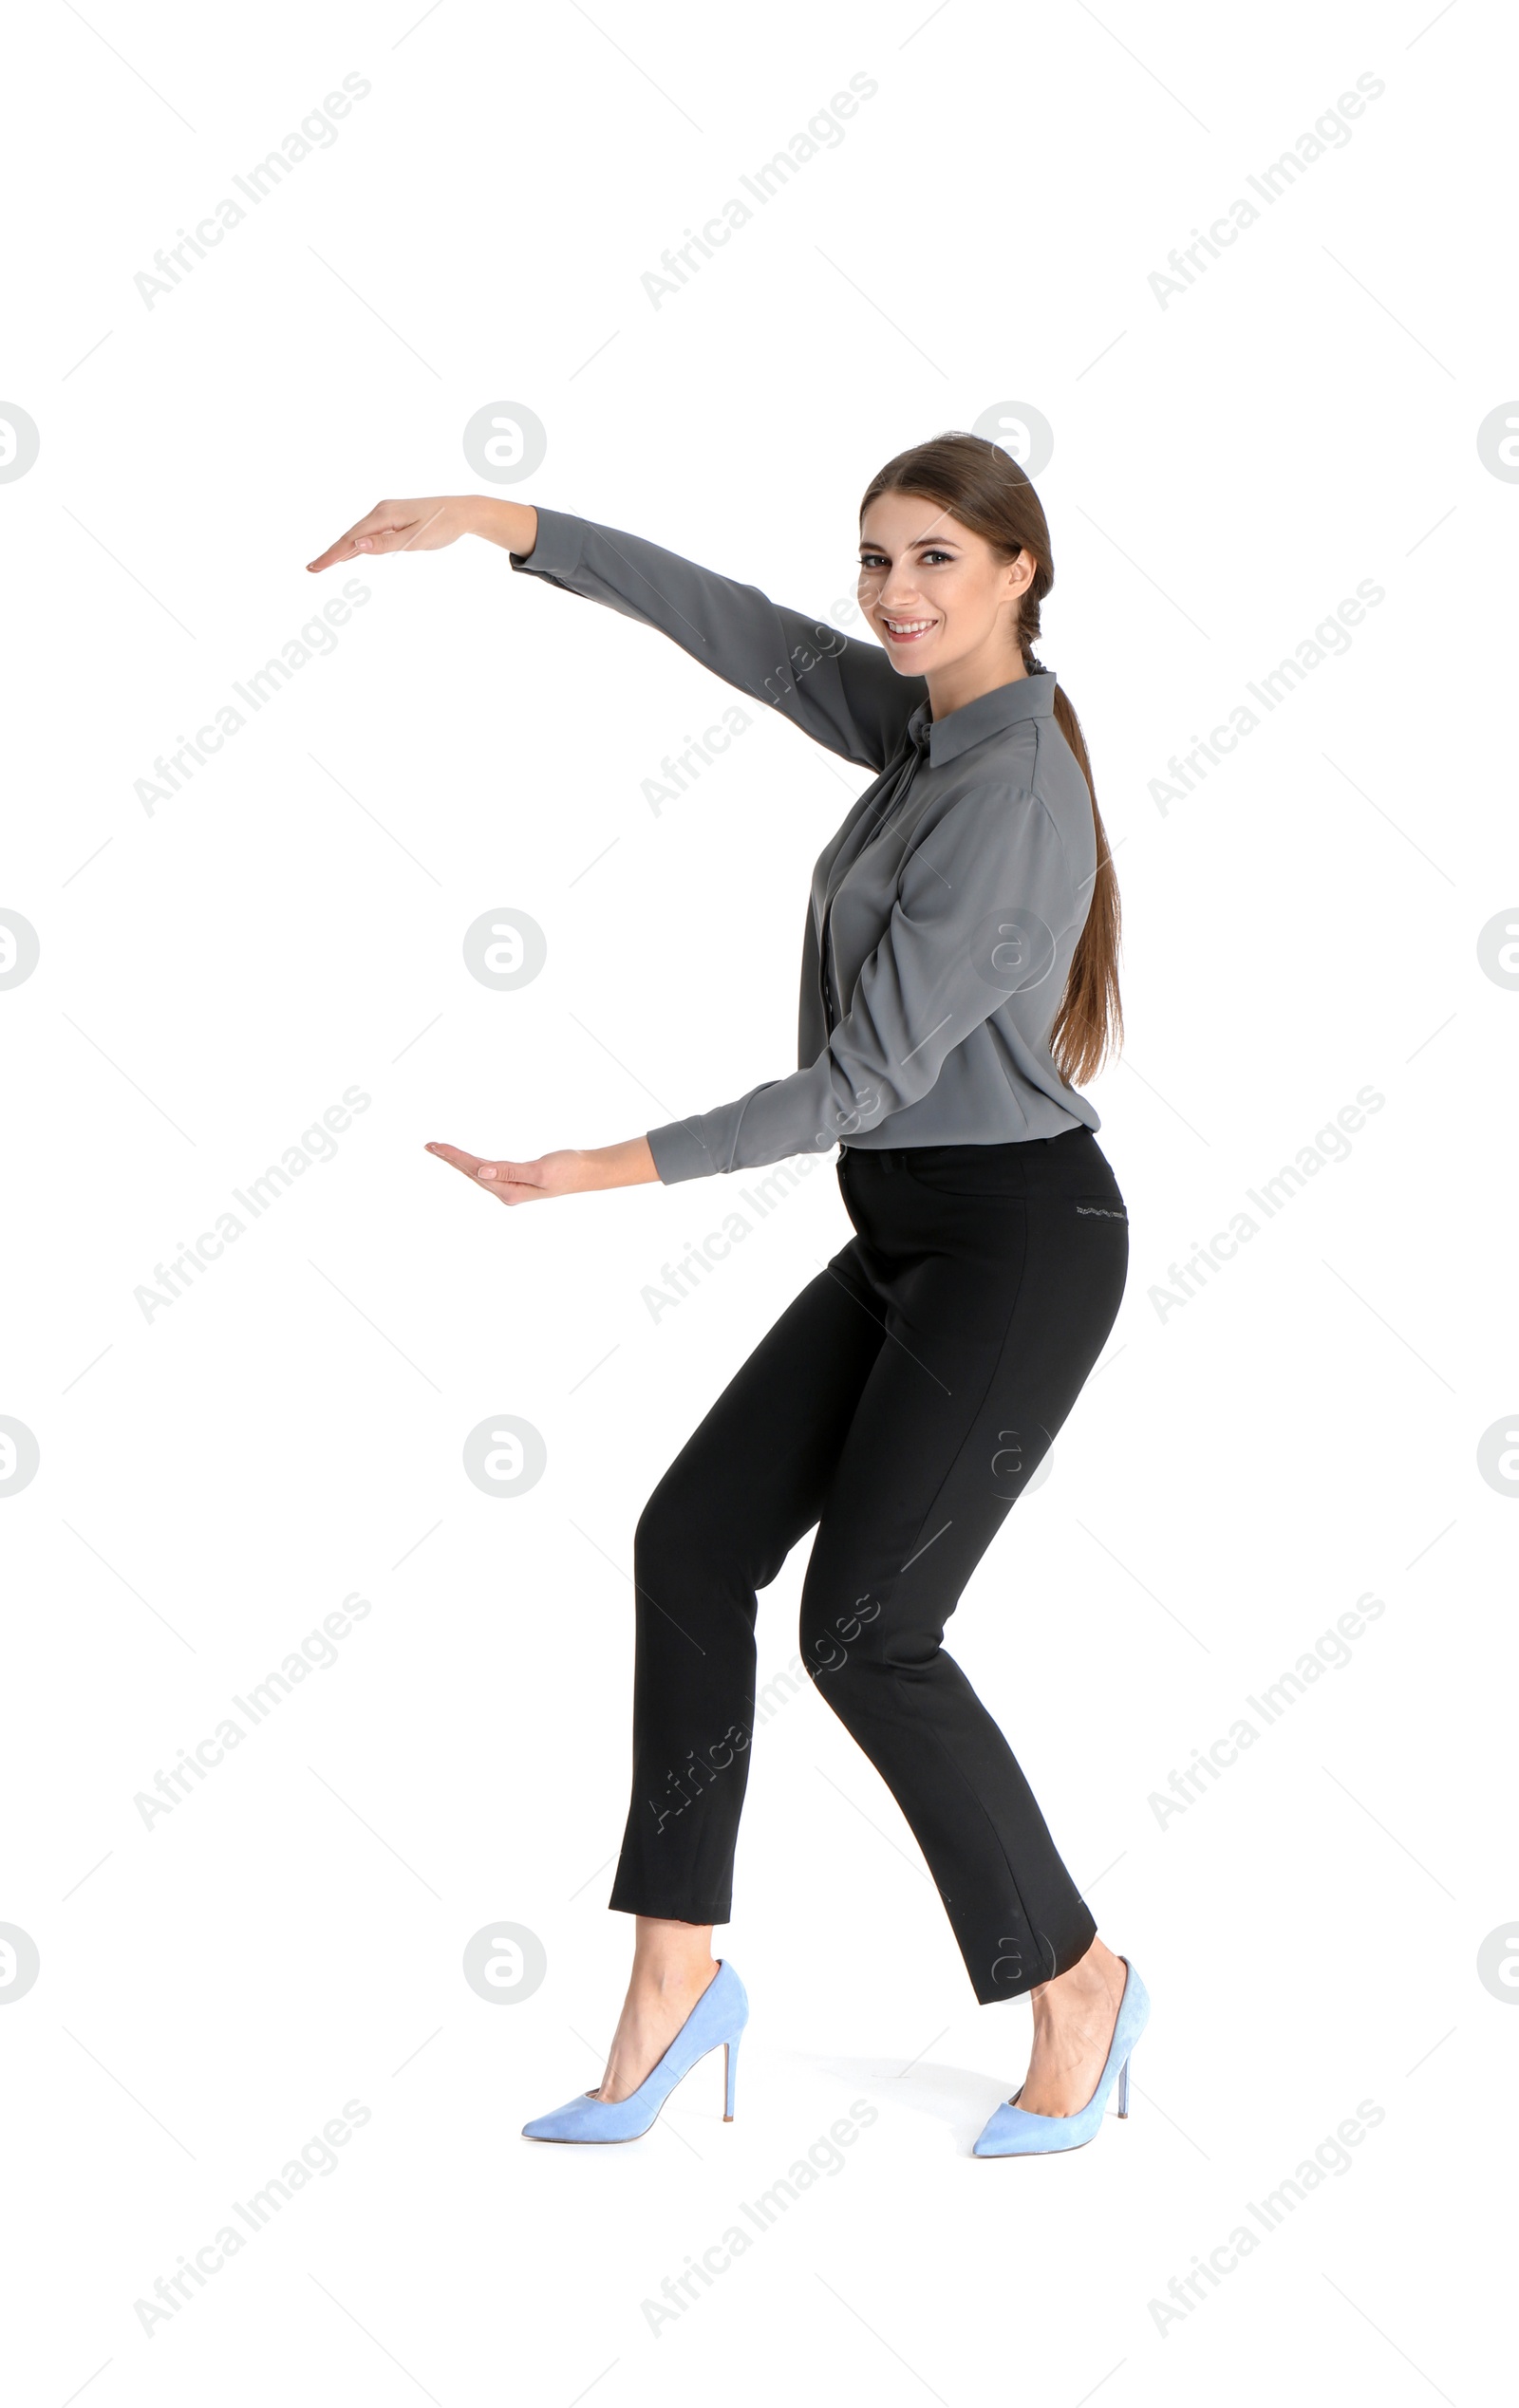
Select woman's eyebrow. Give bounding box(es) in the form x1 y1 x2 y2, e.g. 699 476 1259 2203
857 535 961 552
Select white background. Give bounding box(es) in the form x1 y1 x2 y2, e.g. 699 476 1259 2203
3 1 1514 2400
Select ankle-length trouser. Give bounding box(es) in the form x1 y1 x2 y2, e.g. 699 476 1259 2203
609 1127 1129 2004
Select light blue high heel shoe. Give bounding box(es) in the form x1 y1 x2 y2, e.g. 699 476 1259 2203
973 1956 1150 2157
522 1960 748 2144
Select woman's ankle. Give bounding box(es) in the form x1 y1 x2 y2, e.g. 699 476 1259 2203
1030 1938 1122 2020
627 1916 718 2000
628 1954 717 2004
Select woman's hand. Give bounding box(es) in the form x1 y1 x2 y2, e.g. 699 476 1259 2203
424 1136 659 1204
306 495 537 573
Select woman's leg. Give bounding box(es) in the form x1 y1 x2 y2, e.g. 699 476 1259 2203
595 1917 718 2104
1020 1939 1131 2115
800 1144 1131 2107
596 1240 888 2100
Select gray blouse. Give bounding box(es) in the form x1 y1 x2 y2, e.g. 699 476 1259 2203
511 509 1101 1185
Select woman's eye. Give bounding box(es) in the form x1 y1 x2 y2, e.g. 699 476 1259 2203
921 550 951 565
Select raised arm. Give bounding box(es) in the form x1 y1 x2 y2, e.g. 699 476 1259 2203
307 493 922 774
506 504 925 773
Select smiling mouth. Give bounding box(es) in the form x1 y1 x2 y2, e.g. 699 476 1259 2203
881 616 937 643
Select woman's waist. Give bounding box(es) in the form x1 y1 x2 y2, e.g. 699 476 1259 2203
840 1128 1100 1167
839 1126 1123 1204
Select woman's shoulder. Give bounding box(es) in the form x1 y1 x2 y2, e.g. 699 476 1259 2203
931 712 1080 813
913 718 1094 892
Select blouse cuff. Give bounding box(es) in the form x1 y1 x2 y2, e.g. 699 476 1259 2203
645 1119 722 1185
507 505 584 580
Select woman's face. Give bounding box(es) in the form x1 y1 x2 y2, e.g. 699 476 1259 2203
857 491 1034 680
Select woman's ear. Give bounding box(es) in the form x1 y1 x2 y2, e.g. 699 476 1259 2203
1006 547 1036 601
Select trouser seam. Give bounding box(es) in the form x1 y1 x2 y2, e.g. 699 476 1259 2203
851 1211 1060 1996
885 1189 1032 1549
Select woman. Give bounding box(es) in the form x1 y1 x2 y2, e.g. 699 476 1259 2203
307 433 1149 2158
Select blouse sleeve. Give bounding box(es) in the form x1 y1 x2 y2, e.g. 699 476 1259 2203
642 780 1083 1183
511 507 922 774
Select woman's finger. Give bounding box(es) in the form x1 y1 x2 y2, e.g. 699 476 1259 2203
425 1142 547 1204
306 507 390 573
307 500 431 573
477 1161 546 1194
424 1141 485 1179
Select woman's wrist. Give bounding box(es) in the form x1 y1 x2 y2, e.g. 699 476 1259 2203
467 495 539 556
574 1136 661 1191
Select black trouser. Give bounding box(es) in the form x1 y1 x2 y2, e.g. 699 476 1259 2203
609 1126 1129 2004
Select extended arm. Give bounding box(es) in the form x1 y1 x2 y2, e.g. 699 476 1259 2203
502 503 921 772
643 786 1082 1183
415 787 1078 1205
308 493 916 768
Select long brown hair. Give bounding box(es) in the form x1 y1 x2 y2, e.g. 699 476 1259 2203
859 432 1121 1087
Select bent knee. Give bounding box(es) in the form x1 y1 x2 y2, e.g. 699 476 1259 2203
635 1472 792 1597
633 1479 691 1573
798 1585 889 1684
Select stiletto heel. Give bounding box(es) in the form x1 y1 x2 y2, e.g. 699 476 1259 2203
523 1960 749 2145
973 1957 1150 2158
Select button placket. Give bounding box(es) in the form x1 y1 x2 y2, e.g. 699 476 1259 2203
818 735 926 1033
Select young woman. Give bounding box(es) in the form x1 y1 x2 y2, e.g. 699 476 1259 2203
307 433 1149 2158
